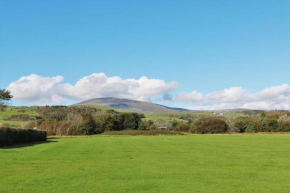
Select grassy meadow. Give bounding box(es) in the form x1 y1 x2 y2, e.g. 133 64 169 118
1 135 290 193
0 107 38 127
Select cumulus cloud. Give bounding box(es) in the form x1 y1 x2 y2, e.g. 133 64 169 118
174 91 203 103
7 73 290 110
7 73 179 105
7 74 67 105
174 84 290 110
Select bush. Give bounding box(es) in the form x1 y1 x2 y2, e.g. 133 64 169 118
172 121 190 132
234 117 251 133
245 123 255 133
191 117 228 134
278 115 290 132
120 113 142 130
138 120 156 130
262 117 278 132
80 113 97 135
226 118 239 133
0 127 47 147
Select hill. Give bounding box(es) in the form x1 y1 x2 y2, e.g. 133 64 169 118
74 97 192 114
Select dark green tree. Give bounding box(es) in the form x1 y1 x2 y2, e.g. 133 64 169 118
0 89 13 110
80 113 96 135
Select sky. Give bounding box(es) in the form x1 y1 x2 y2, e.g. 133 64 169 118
1 0 290 110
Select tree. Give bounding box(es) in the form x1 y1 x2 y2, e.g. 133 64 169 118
245 123 255 133
0 89 13 110
80 113 96 135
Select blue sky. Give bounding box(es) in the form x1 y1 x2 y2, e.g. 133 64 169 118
1 0 290 109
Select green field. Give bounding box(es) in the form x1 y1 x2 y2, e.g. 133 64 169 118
0 107 38 127
0 107 38 118
1 135 290 192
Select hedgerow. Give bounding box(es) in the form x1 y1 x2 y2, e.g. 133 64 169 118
0 127 47 147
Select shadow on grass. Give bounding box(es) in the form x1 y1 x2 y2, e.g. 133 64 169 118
1 138 59 149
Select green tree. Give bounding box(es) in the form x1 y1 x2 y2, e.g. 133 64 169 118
245 123 255 133
0 89 13 111
80 113 97 135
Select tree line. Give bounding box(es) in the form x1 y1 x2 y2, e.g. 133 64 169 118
21 106 290 135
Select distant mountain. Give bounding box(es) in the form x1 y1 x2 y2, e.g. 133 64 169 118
74 97 192 114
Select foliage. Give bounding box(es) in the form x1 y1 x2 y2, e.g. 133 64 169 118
245 123 256 133
172 121 190 132
234 116 251 133
138 120 156 130
191 117 228 134
34 112 143 135
277 115 290 132
4 105 290 135
0 127 46 147
121 113 142 129
226 118 239 133
0 89 13 111
262 117 278 132
80 113 97 135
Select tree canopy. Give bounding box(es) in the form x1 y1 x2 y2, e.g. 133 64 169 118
0 89 13 110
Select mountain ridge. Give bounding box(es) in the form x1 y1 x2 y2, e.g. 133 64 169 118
74 97 264 115
73 97 192 114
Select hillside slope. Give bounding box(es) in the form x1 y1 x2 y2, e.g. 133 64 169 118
74 98 191 114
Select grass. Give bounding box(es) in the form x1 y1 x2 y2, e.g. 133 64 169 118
224 112 245 118
0 120 29 126
103 129 184 135
0 107 38 118
0 107 38 127
1 135 290 192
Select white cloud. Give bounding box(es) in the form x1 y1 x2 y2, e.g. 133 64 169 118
7 73 290 110
7 74 67 105
174 91 203 103
7 73 179 105
174 84 290 110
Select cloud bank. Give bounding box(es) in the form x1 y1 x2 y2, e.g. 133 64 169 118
7 73 290 110
7 73 178 105
174 84 290 110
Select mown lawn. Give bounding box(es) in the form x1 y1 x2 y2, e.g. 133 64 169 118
1 135 290 193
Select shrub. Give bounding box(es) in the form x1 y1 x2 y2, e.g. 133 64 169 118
121 113 142 130
172 121 190 132
262 117 278 132
226 118 239 133
138 120 156 130
80 113 97 135
235 117 251 133
0 127 47 147
245 123 255 133
278 115 290 132
191 117 228 134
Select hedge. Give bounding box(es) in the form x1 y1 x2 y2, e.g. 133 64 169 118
0 127 47 147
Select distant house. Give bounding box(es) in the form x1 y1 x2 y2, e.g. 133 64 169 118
158 127 170 131
155 120 172 131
